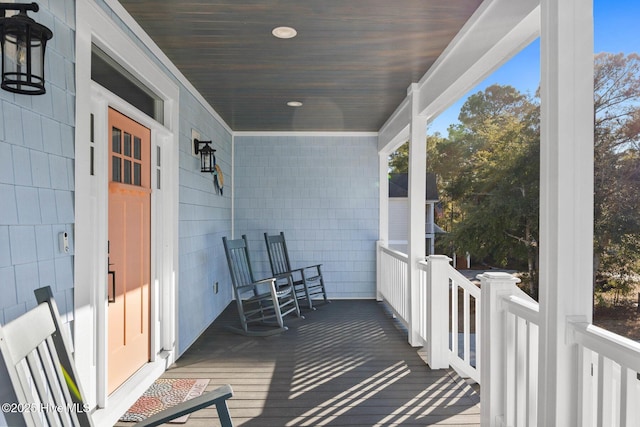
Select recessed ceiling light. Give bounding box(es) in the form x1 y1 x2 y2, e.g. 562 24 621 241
272 26 297 39
287 101 303 107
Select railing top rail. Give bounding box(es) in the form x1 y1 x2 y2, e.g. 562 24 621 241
379 244 409 262
570 321 640 373
448 267 481 299
502 294 540 324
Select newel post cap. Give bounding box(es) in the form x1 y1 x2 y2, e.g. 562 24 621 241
426 254 452 263
477 271 521 285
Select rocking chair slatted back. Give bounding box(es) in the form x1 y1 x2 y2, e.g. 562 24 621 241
265 238 290 276
264 232 329 310
223 236 258 294
34 287 92 427
0 303 84 427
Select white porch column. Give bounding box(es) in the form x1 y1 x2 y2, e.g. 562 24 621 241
408 83 428 346
539 0 594 425
377 151 390 301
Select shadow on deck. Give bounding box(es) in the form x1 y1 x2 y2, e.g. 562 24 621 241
126 300 480 426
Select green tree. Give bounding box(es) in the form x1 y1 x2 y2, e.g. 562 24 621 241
593 53 640 297
388 142 409 173
434 85 540 295
389 54 640 301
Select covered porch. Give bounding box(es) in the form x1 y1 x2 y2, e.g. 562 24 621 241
2 0 636 425
98 0 635 425
117 300 480 426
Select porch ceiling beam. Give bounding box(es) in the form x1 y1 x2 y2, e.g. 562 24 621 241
378 0 539 153
378 96 411 153
416 0 540 121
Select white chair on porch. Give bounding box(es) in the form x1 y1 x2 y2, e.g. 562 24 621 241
0 286 234 427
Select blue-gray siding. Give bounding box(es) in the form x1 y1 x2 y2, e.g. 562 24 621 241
234 134 379 299
0 0 76 326
177 90 233 354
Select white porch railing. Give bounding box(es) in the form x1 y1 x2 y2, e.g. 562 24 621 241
377 243 410 328
418 256 481 382
571 321 640 427
376 242 640 426
377 245 481 382
479 272 539 427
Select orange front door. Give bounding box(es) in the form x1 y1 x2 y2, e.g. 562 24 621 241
107 108 151 394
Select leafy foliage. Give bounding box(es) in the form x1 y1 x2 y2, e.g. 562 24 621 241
389 54 640 300
593 53 640 296
432 85 541 294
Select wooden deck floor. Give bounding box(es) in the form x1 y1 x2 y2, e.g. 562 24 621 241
122 300 480 426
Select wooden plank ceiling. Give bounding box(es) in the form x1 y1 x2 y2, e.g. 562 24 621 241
118 0 483 132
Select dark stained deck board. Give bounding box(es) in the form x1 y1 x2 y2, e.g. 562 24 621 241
118 300 480 426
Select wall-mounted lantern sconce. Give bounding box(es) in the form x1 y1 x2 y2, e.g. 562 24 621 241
194 139 216 173
0 2 52 95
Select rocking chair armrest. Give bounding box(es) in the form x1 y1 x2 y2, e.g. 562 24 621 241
134 384 234 427
301 264 323 276
272 272 293 280
253 277 278 286
236 277 276 292
272 273 295 290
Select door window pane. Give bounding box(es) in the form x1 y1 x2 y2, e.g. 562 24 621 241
112 156 121 182
124 133 131 157
124 160 131 184
112 128 121 153
134 136 141 160
134 163 141 186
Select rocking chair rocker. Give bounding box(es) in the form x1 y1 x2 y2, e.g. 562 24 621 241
223 235 302 336
264 232 329 310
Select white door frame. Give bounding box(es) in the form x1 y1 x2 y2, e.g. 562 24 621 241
75 1 179 424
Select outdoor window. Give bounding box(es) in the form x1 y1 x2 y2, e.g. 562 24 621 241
91 45 164 124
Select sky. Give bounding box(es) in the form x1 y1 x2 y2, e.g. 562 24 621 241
427 0 640 135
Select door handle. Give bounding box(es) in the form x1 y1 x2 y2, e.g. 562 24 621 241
108 270 116 304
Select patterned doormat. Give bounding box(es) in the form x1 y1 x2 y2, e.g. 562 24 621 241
120 378 210 424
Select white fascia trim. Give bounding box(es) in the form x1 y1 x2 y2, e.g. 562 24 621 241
377 0 539 154
234 131 379 138
417 0 540 120
379 124 410 156
103 0 233 135
378 96 411 153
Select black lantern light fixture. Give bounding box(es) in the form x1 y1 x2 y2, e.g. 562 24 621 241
0 2 52 95
194 139 216 173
